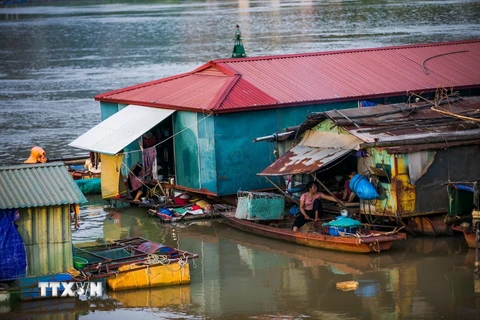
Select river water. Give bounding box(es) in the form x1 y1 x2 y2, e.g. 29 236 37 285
1 0 480 164
1 0 480 319
4 196 479 319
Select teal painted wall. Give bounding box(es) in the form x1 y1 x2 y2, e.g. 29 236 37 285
100 101 356 196
100 102 119 121
198 113 217 193
174 112 200 189
214 101 356 195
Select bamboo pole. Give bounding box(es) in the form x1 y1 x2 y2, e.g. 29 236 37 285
361 129 480 148
264 176 299 205
311 174 346 208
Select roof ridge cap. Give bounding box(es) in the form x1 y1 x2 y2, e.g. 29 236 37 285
212 39 480 64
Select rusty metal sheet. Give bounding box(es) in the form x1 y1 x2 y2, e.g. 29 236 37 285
259 130 361 176
319 96 480 144
259 146 353 176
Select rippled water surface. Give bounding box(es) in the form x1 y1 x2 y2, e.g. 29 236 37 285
4 196 479 320
0 0 480 163
1 1 480 319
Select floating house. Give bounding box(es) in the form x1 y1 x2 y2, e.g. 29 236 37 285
69 40 480 197
0 162 87 280
259 95 480 235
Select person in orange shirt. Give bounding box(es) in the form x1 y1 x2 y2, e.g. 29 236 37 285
24 146 47 164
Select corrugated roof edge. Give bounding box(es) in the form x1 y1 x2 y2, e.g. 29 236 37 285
94 70 195 101
0 162 88 209
213 39 480 64
92 83 480 114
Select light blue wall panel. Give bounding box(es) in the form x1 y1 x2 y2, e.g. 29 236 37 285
174 112 200 189
198 114 217 193
100 102 119 121
215 102 356 195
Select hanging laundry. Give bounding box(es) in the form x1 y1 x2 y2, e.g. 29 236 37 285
143 146 157 178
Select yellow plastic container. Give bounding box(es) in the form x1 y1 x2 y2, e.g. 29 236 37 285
336 281 359 291
189 197 200 203
107 262 190 291
195 200 211 209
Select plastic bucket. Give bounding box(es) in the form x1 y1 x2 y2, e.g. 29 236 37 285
328 226 357 236
73 256 89 269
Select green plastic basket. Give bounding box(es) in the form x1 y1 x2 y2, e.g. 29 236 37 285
73 256 89 269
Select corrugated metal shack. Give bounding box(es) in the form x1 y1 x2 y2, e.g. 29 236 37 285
70 40 480 197
259 96 480 235
0 162 87 277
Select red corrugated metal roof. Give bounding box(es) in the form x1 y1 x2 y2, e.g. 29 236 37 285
95 40 480 113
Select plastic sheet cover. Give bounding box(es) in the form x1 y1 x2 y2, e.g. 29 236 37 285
0 209 27 281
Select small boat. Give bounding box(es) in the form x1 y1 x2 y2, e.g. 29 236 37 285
220 211 406 254
147 203 230 223
13 237 198 300
148 207 220 223
452 225 478 249
73 237 198 291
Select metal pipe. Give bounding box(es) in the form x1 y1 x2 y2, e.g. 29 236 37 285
361 129 480 148
476 221 479 273
253 131 295 142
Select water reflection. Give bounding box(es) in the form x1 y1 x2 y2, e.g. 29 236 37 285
109 285 191 309
4 203 480 319
1 1 480 164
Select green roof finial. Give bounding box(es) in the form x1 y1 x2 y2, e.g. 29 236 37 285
232 24 247 58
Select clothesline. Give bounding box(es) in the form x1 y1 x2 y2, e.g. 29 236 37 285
123 111 214 158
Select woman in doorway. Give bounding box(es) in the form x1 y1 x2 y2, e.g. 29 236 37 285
293 181 340 232
342 171 358 203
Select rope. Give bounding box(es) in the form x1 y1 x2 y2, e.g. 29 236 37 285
369 240 380 253
132 252 191 272
122 112 214 157
421 50 468 75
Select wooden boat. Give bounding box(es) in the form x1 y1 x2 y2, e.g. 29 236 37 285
148 208 220 223
13 237 198 300
452 225 478 248
73 237 198 291
220 211 406 253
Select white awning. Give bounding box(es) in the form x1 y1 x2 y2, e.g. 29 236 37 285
69 105 175 155
258 130 362 176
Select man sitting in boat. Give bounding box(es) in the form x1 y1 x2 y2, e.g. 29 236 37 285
293 181 340 232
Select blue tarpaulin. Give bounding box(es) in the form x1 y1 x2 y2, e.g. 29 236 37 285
0 209 27 281
455 184 474 193
360 100 377 107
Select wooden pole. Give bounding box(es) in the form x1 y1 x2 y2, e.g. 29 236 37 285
361 130 480 148
311 175 346 208
476 221 479 273
264 176 299 205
